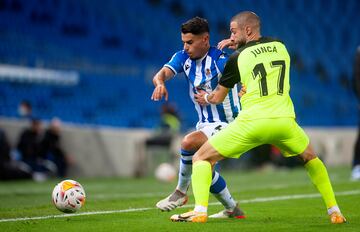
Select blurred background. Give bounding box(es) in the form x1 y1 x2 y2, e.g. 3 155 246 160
0 0 359 179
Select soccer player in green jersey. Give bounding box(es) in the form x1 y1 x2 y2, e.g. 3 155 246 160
170 11 346 224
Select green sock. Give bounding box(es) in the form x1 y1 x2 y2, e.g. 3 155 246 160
305 157 338 209
192 160 212 207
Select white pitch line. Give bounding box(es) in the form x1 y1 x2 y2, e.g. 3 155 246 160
0 207 153 223
0 189 359 223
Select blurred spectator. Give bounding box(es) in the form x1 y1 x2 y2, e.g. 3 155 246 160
339 71 351 90
270 146 303 168
146 103 181 148
352 46 360 181
290 52 305 73
314 60 329 83
18 100 33 119
244 145 302 170
147 0 161 7
40 118 70 177
17 119 44 175
0 127 32 180
169 1 185 17
245 144 272 168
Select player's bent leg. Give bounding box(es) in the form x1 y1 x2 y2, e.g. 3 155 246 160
192 141 225 212
156 149 193 211
172 142 224 223
157 132 207 212
171 160 211 223
176 131 207 193
155 149 193 211
300 144 346 224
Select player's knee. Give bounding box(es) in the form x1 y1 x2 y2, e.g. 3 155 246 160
192 151 210 164
192 149 218 167
181 135 197 151
299 145 317 163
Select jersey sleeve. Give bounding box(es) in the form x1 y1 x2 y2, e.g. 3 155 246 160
219 52 240 88
164 51 184 75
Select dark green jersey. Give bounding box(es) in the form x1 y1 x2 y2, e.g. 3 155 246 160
219 37 295 120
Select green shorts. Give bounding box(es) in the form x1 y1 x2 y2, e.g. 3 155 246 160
209 117 309 158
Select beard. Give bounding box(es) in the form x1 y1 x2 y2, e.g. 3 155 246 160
236 39 246 48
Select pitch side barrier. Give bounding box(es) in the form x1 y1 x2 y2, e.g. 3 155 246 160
0 118 355 177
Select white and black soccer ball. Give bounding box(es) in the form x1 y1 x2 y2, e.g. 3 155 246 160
155 163 177 183
52 179 86 213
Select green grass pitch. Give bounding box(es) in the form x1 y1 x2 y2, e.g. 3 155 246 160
0 166 359 231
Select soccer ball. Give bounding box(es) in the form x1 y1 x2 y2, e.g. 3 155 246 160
155 163 177 183
52 179 86 213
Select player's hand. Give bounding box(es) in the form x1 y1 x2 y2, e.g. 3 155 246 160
239 85 247 97
194 89 208 106
151 84 168 101
217 38 237 50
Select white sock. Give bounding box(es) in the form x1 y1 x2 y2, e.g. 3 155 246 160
327 205 340 215
194 205 207 213
213 188 237 210
176 160 192 193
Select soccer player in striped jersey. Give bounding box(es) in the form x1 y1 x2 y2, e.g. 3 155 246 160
151 17 244 219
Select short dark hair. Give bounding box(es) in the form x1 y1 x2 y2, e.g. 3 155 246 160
181 16 209 35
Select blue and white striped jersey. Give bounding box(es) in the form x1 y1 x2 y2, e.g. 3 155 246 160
164 47 240 124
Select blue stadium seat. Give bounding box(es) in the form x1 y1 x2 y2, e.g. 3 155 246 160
0 0 359 128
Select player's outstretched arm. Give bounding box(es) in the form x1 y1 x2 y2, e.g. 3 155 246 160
194 84 229 106
151 67 174 101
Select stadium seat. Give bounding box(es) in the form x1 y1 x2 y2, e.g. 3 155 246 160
0 0 358 128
